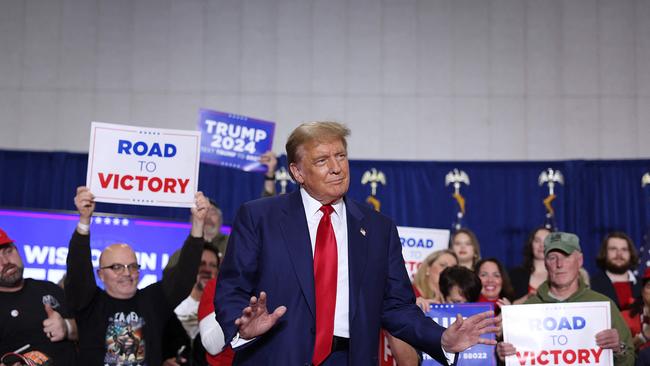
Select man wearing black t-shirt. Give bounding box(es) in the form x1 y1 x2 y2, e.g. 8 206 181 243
65 186 205 366
0 228 78 366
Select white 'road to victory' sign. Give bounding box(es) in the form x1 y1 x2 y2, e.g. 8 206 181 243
86 121 201 208
502 302 612 366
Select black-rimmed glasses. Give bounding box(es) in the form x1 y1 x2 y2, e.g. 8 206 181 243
100 263 140 274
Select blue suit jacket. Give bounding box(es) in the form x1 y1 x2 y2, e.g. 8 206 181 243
215 190 449 365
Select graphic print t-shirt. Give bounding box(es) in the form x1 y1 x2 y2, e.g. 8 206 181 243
104 310 146 366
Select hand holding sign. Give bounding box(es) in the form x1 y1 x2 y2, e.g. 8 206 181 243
190 192 209 238
441 311 498 353
198 109 275 172
74 186 95 225
497 341 516 361
595 329 621 352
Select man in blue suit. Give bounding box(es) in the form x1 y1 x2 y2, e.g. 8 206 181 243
215 121 497 365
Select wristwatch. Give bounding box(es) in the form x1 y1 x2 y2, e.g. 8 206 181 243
615 341 627 356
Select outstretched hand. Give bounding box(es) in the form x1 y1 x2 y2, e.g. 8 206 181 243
441 311 498 353
235 292 286 340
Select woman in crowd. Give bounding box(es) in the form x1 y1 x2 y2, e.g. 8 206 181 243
439 266 482 303
509 227 551 303
475 258 515 313
449 228 481 270
385 250 458 366
412 249 458 308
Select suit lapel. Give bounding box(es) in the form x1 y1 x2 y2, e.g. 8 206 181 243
346 198 369 322
279 190 316 318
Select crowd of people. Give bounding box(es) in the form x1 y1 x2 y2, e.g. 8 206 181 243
0 122 646 366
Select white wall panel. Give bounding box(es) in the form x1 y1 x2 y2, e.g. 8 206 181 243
0 91 21 149
525 97 563 160
94 91 132 125
490 0 525 96
599 0 635 96
22 0 61 89
18 91 59 147
240 0 277 93
561 98 600 157
131 93 171 127
168 0 204 93
132 0 170 92
453 98 490 160
312 96 346 123
345 96 382 158
59 0 97 90
312 0 347 95
57 91 94 149
416 97 453 160
0 0 648 161
416 0 453 96
380 97 417 158
203 0 242 93
489 97 526 159
637 0 650 97
561 0 599 96
346 0 382 95
0 0 25 89
276 0 312 94
382 3 417 95
638 98 650 157
526 0 561 96
599 98 637 158
96 0 133 91
452 0 489 96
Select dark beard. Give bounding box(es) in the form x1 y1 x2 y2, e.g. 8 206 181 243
0 264 24 288
605 260 631 275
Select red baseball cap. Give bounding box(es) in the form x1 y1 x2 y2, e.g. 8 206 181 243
0 228 14 246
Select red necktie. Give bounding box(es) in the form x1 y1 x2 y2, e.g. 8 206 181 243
312 205 338 366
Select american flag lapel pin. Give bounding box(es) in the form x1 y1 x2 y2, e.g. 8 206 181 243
360 228 366 236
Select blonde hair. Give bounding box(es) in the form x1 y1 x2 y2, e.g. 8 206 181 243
413 249 458 300
285 121 350 177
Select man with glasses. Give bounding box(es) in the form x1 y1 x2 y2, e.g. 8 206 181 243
65 186 206 366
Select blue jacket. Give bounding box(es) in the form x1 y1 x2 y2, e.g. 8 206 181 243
215 190 449 365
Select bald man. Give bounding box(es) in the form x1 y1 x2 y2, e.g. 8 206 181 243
65 186 206 366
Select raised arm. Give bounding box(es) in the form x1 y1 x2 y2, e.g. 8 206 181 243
64 186 99 311
161 192 206 307
260 150 277 197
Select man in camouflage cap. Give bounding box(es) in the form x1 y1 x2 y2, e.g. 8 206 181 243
497 231 635 366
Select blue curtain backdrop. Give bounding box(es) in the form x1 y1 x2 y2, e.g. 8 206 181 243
1 149 649 274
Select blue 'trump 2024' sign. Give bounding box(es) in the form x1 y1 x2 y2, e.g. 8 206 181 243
424 303 496 366
198 108 275 173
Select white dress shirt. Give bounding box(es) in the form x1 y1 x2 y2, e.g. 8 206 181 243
175 295 200 339
300 188 350 338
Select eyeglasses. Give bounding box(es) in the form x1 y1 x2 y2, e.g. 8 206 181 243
100 263 141 274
